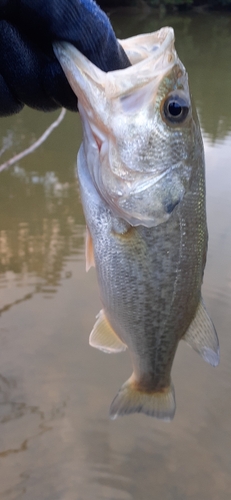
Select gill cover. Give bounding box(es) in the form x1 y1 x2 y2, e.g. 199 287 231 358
54 28 188 227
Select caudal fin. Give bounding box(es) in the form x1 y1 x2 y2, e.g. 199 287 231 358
110 375 175 421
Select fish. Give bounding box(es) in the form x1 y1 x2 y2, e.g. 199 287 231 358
53 27 219 420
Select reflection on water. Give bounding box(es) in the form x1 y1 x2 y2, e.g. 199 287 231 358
0 9 231 500
0 110 85 316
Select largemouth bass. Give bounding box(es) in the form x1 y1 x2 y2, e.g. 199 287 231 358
54 27 219 420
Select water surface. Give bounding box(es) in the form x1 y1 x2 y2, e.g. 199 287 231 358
0 10 231 500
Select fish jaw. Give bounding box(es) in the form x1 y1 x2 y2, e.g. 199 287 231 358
54 28 198 227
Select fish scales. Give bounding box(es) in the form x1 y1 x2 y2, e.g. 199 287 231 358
78 144 205 389
54 27 219 420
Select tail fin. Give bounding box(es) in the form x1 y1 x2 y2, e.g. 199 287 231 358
110 375 175 421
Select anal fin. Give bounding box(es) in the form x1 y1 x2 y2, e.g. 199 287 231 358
183 298 219 366
85 226 95 272
89 309 127 353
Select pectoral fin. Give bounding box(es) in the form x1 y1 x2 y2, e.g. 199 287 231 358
90 310 127 353
183 299 219 366
85 226 95 272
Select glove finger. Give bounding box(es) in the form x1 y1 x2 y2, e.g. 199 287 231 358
0 20 59 111
4 0 131 71
0 73 24 116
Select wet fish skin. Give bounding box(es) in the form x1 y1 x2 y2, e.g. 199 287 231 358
77 138 214 421
54 28 219 420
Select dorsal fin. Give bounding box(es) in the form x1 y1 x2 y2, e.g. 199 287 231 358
90 310 127 353
183 299 219 367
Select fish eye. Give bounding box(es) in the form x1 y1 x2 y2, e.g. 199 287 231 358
162 92 190 125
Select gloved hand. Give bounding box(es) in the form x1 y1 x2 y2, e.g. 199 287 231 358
0 0 131 116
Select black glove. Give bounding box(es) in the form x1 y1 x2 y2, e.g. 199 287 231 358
0 0 131 116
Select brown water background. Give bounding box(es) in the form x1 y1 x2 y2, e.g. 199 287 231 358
0 10 231 500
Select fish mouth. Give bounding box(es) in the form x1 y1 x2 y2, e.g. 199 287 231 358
119 28 176 66
53 27 177 104
106 27 178 100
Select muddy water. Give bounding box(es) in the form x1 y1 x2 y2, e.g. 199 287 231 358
0 10 231 500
